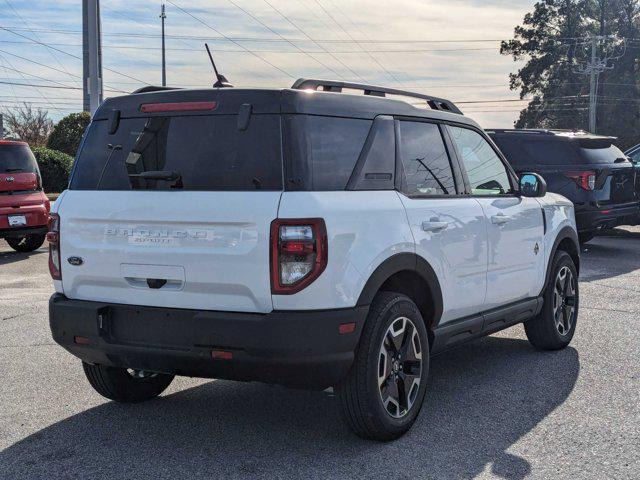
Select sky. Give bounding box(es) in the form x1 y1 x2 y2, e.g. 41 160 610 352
0 0 536 128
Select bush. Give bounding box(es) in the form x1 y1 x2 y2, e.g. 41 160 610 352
47 111 91 156
32 147 73 193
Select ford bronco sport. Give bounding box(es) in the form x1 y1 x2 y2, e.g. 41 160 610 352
48 79 580 441
0 140 50 252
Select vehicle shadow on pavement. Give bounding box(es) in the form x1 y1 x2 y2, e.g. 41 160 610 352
580 232 640 282
0 336 579 480
0 248 46 266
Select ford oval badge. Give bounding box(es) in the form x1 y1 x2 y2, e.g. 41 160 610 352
67 256 84 266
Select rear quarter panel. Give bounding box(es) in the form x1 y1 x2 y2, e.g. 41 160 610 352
274 191 414 310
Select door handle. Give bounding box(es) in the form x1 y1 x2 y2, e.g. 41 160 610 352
491 213 511 225
422 220 449 232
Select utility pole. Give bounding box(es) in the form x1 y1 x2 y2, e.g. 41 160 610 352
0 114 4 140
588 37 598 134
576 35 626 134
83 0 103 114
160 4 167 87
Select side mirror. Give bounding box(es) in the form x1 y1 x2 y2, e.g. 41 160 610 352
519 172 547 198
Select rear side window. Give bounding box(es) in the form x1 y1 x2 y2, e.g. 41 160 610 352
285 115 372 190
71 114 283 191
398 121 456 196
0 145 38 174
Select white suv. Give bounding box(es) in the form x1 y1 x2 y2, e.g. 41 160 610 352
48 79 580 441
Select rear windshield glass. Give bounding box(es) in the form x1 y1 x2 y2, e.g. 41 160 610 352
491 135 626 167
70 114 283 191
0 145 38 174
490 136 579 167
580 144 626 164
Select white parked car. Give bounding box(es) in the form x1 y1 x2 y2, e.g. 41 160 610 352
48 79 580 441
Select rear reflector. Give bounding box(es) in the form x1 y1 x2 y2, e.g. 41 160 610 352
140 101 218 113
74 336 91 345
339 323 357 335
211 350 233 360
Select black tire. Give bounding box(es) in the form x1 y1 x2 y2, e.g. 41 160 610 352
578 232 595 245
82 362 174 403
525 250 579 350
6 234 46 253
336 291 430 441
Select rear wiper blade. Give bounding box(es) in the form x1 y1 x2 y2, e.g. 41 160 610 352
128 170 181 181
3 167 24 172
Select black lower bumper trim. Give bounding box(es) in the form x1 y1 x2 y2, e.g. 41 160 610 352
49 294 368 389
575 204 639 231
0 225 47 239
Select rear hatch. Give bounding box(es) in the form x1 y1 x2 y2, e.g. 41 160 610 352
0 142 40 193
577 138 636 206
490 133 637 206
57 90 283 313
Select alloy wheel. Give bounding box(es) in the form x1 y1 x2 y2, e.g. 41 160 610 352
553 266 576 336
378 316 423 419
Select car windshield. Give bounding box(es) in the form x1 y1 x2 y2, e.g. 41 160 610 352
0 144 38 174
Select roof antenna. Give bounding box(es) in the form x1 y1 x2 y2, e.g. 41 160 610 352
205 43 233 88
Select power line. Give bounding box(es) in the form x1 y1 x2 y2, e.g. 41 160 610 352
262 0 368 82
0 51 60 111
0 38 502 54
3 0 76 83
312 0 403 87
165 0 295 79
0 25 513 43
224 0 349 81
0 26 149 88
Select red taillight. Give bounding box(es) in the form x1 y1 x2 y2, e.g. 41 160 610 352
270 218 327 295
47 213 61 280
140 101 217 113
565 171 596 191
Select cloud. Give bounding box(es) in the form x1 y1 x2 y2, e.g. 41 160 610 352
0 0 534 126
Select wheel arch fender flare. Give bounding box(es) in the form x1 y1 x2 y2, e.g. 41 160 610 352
542 226 580 294
356 253 444 327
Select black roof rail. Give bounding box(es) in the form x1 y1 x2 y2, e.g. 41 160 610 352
131 85 182 94
487 128 588 135
291 78 463 115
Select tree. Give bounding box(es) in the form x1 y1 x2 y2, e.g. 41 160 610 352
47 111 91 156
32 147 73 193
501 0 640 149
3 103 53 147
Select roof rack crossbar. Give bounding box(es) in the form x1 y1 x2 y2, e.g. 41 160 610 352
292 78 462 115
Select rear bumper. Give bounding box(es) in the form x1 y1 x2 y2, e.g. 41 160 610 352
575 203 639 232
49 294 368 390
0 192 49 233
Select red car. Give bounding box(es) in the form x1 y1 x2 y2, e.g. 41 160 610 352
0 140 50 252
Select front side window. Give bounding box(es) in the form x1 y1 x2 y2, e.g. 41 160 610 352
449 126 513 196
398 121 456 196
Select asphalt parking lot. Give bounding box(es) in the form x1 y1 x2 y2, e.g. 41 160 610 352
1 230 639 480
